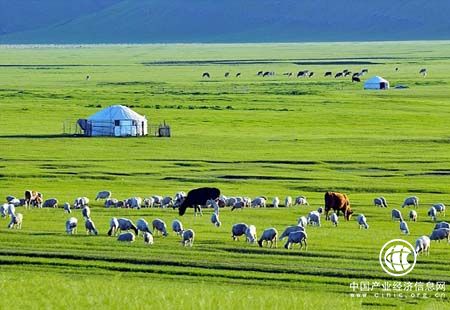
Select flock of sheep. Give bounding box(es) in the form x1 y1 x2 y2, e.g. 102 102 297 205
1 190 449 254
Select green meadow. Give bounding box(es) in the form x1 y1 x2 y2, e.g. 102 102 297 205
0 41 449 309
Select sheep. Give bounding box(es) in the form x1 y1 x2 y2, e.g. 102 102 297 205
82 206 91 220
152 218 168 237
6 195 15 203
307 211 321 227
285 196 292 208
152 195 163 206
317 207 324 214
257 228 278 248
280 225 305 240
104 198 118 208
231 201 245 211
294 196 309 206
245 225 257 243
1 203 12 218
63 202 71 214
415 236 431 255
434 222 449 230
392 209 403 221
85 218 98 235
136 219 152 235
284 231 308 250
107 217 120 236
243 197 252 208
231 223 248 241
251 197 266 208
357 214 369 229
126 197 142 209
400 219 410 235
207 199 220 214
181 229 195 247
8 213 23 229
297 216 308 228
43 198 58 208
95 191 111 200
143 232 154 245
143 197 155 208
374 197 388 208
65 217 78 235
432 203 446 216
211 212 221 227
402 196 419 208
330 212 338 226
74 197 89 209
272 197 280 208
428 207 437 222
409 210 417 222
429 228 450 242
117 218 138 235
226 197 238 207
160 196 173 208
172 219 184 235
419 68 427 77
9 198 21 207
117 232 135 242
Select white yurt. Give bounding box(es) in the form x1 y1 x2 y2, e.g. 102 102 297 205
364 76 390 90
77 105 148 137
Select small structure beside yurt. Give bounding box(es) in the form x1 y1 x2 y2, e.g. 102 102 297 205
77 105 148 137
364 76 390 90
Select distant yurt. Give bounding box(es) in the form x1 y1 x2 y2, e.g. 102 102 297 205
364 76 390 90
77 105 148 137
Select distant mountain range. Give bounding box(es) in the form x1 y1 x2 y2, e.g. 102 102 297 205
1 0 449 43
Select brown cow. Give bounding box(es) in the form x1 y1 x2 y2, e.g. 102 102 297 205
324 192 353 220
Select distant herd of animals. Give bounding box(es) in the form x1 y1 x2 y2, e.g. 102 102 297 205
200 68 428 82
1 188 448 253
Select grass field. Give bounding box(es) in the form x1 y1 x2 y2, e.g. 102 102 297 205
0 41 450 309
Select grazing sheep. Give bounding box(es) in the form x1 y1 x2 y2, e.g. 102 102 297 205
65 217 78 235
428 207 437 222
272 197 280 208
104 198 118 208
419 68 427 77
280 225 305 240
409 210 418 222
294 196 309 206
257 228 278 248
143 197 155 208
1 203 11 218
6 195 15 203
117 232 135 242
284 231 308 250
307 211 321 227
126 197 142 209
392 209 403 221
30 192 43 208
95 191 111 200
245 225 257 243
400 220 410 235
171 219 183 235
231 201 245 211
374 197 388 208
330 212 338 226
226 197 238 207
9 198 20 207
63 202 71 214
243 197 252 208
211 212 221 227
82 206 91 220
143 232 154 245
43 198 58 208
432 203 446 216
117 218 138 235
85 218 98 235
297 216 308 228
136 219 152 235
207 199 220 214
251 197 266 208
402 196 419 208
161 196 173 208
152 218 168 237
429 228 450 242
285 196 292 208
434 222 450 230
231 223 248 241
107 217 120 236
415 236 431 255
357 214 369 229
74 197 89 209
181 229 195 247
152 195 163 206
8 213 23 229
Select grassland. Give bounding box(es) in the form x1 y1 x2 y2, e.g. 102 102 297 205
0 41 449 309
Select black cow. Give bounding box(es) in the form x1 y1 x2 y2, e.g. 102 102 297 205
263 71 270 77
352 76 361 82
335 72 343 78
224 72 230 78
178 187 221 216
202 72 210 78
236 72 241 78
257 70 264 76
308 72 314 78
324 71 332 77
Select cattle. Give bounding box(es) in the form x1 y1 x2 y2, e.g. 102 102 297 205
257 71 264 76
352 76 361 83
335 72 343 78
297 71 308 78
236 72 241 78
283 72 293 77
308 72 314 78
202 72 210 78
224 72 230 78
324 71 332 77
324 192 352 221
344 71 352 77
419 68 427 77
262 71 270 77
178 187 221 216
86 75 90 80
352 72 360 78
361 68 369 74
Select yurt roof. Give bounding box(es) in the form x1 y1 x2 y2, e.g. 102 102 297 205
88 105 146 121
364 76 389 84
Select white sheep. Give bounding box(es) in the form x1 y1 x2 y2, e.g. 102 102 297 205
402 196 419 208
107 217 120 236
152 195 163 206
307 211 321 227
245 225 257 243
231 201 245 211
126 197 142 209
284 231 308 250
272 197 280 208
428 207 437 222
85 218 98 235
8 213 23 229
143 197 155 208
432 203 446 216
297 216 308 228
391 209 403 221
415 236 430 255
207 199 220 214
181 229 195 247
280 225 305 240
294 196 309 206
65 217 78 235
136 218 152 235
211 212 221 227
231 223 248 240
0 203 9 218
95 190 111 200
143 232 154 245
400 219 410 235
285 196 292 207
74 197 89 209
409 210 417 222
251 197 266 208
104 198 118 208
63 202 71 214
172 219 184 235
82 206 91 220
152 218 168 236
117 218 138 235
357 214 369 229
374 196 388 208
257 228 278 248
117 232 135 242
160 196 173 208
434 222 449 230
330 212 338 226
429 228 450 242
43 198 58 208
